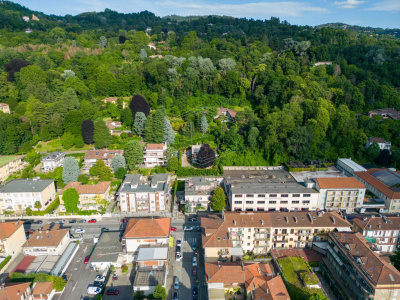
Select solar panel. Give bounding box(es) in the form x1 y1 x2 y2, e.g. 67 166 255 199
371 170 400 187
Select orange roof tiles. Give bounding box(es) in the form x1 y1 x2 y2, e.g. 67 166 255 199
355 170 400 199
353 215 400 231
316 177 366 189
0 221 23 239
146 143 165 150
32 281 53 295
123 218 171 238
59 181 111 196
23 227 69 248
0 282 31 300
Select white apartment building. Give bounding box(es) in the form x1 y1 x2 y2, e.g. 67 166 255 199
315 177 366 213
184 177 223 211
365 137 391 151
0 103 10 114
0 178 56 213
41 151 65 172
83 150 124 170
0 156 24 183
118 174 170 212
224 168 318 212
143 143 167 167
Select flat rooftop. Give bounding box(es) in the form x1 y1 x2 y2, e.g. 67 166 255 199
25 255 60 275
290 166 346 183
90 231 122 263
133 269 165 287
338 158 367 172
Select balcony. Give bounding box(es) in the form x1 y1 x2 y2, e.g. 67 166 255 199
254 233 269 240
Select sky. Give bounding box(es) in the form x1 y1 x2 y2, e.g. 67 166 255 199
12 0 400 28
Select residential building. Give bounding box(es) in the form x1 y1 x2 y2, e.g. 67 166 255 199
123 218 170 253
133 267 166 296
22 224 71 256
365 137 391 151
89 231 123 270
368 108 400 120
0 282 33 300
118 174 169 212
25 28 33 34
214 107 237 121
32 282 54 300
0 179 56 213
353 215 400 252
149 55 163 59
40 151 65 172
0 221 26 256
202 211 351 262
59 181 111 210
0 103 10 114
22 16 30 22
100 97 128 108
314 61 332 66
83 150 124 170
148 43 156 50
136 246 168 268
184 177 223 211
336 158 366 177
354 168 400 213
191 145 201 163
315 177 366 213
322 231 400 300
205 262 290 300
106 121 122 135
0 156 25 184
31 14 39 21
143 143 167 167
224 167 319 212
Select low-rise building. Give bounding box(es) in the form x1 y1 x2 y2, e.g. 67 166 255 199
100 97 128 109
136 246 168 268
123 218 170 253
214 107 237 121
0 179 56 213
314 61 332 66
322 231 400 300
224 168 319 212
32 282 54 300
40 151 65 173
0 221 26 256
0 156 24 184
184 177 223 211
118 174 169 212
0 103 10 114
354 168 400 213
22 224 71 256
368 108 400 120
83 150 124 170
336 157 367 176
365 137 391 151
143 143 167 167
59 181 111 210
90 231 123 270
202 211 351 262
353 215 400 252
0 282 33 300
106 121 123 135
191 145 201 163
315 177 366 213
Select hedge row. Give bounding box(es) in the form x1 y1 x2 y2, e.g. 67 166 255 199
176 164 223 177
0 256 11 271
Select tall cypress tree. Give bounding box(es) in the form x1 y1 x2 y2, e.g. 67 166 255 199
134 112 146 136
81 119 94 144
163 117 175 144
197 144 215 168
93 119 113 149
152 107 166 143
144 114 154 142
129 95 150 121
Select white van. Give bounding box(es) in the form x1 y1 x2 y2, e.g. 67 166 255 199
87 286 101 295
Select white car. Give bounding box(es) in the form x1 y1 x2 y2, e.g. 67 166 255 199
95 275 105 282
176 239 182 247
183 226 193 231
75 228 85 234
192 256 197 267
175 253 182 261
87 286 101 295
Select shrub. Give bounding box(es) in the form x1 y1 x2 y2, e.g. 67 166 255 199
122 265 128 273
0 256 11 271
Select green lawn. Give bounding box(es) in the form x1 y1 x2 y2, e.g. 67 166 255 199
34 140 92 152
278 257 326 300
0 156 18 167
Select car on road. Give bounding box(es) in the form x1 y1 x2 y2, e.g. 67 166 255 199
183 226 193 231
176 245 181 254
193 296 198 300
195 276 199 285
69 219 76 223
87 286 101 295
106 288 119 295
78 219 86 223
174 277 180 289
25 229 35 234
58 220 65 224
192 286 198 296
93 281 104 288
88 219 97 223
192 256 197 267
23 220 34 224
192 267 197 276
84 255 90 264
121 218 129 223
176 239 182 247
173 292 178 300
101 228 109 232
175 253 182 261
33 220 42 224
75 228 85 234
192 242 197 251
170 227 177 231
95 275 105 282
189 217 197 222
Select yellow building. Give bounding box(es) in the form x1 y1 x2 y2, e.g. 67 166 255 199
0 221 26 256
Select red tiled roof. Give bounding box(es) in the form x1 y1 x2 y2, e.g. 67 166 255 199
353 215 400 231
10 255 36 274
84 150 124 160
146 143 165 150
316 177 366 189
0 103 9 107
101 97 118 103
23 227 69 248
59 181 111 196
0 221 23 239
369 137 386 143
32 281 53 295
355 170 400 199
0 282 31 300
123 218 171 238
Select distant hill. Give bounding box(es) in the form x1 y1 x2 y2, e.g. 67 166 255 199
317 22 400 38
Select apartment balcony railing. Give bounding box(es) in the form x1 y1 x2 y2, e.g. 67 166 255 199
254 233 269 240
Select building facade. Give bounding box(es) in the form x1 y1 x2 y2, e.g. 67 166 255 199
143 143 167 167
336 158 366 177
368 108 400 120
0 221 26 256
40 151 65 172
315 177 366 213
83 150 124 170
184 177 223 211
118 174 169 213
0 156 24 184
365 137 391 151
0 282 33 300
0 103 10 114
0 179 56 213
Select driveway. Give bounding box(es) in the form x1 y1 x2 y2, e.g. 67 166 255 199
103 266 133 300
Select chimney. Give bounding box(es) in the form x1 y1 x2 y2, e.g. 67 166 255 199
266 288 269 294
233 220 236 226
261 220 264 225
17 290 20 295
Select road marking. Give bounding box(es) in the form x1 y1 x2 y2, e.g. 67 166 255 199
72 282 77 291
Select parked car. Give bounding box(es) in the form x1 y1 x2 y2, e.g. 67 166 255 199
183 226 193 231
93 281 104 288
175 253 182 261
106 288 119 295
33 220 43 224
78 219 87 223
346 215 355 220
25 229 35 234
192 267 197 276
121 218 129 223
75 228 85 234
174 277 180 289
195 276 199 285
101 228 109 232
173 292 178 300
23 220 34 224
69 219 76 223
192 256 197 267
84 256 90 264
192 286 198 296
176 246 181 254
87 286 101 295
95 275 105 282
88 219 97 223
176 239 182 247
58 220 65 224
189 217 197 222
192 242 197 251
170 227 177 231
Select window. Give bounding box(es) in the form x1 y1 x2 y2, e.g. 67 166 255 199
257 201 265 204
269 194 277 197
275 229 278 234
293 194 300 197
246 194 254 197
303 194 311 197
269 201 276 204
234 201 242 204
248 229 251 232
246 201 254 204
281 194 288 197
280 201 288 204
235 194 243 198
247 243 250 246
292 201 299 204
257 194 265 197
314 229 319 233
282 229 287 234
247 236 250 239
302 201 310 204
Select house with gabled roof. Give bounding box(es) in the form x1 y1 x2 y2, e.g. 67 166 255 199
0 221 26 256
83 150 124 170
0 103 10 114
365 137 391 151
0 282 33 300
143 143 167 167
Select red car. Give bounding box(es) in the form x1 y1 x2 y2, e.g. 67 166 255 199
121 218 128 223
192 267 197 276
84 256 90 264
106 288 119 295
170 227 177 231
88 219 97 223
25 229 35 234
